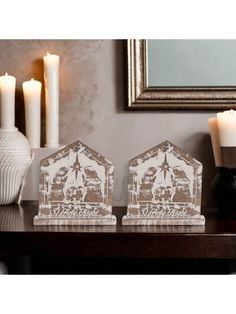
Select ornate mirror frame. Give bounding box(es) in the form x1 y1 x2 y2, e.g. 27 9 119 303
127 39 236 110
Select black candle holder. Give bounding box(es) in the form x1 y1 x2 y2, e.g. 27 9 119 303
212 167 236 218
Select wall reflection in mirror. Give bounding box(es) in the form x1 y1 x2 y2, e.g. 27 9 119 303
148 40 236 87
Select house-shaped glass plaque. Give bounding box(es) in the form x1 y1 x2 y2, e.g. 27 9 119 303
123 141 205 225
34 140 116 225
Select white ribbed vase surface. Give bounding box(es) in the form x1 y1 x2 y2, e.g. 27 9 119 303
0 128 31 204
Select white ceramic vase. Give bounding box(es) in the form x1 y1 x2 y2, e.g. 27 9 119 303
0 127 31 204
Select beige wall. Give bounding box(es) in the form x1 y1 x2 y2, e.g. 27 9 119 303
0 40 217 206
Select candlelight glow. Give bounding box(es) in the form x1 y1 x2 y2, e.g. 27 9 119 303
216 109 236 147
217 109 236 119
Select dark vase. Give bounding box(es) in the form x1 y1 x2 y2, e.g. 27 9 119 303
212 167 236 218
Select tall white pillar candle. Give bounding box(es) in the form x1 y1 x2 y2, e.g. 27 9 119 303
22 78 42 148
0 73 16 130
43 52 59 148
208 117 223 167
217 109 236 146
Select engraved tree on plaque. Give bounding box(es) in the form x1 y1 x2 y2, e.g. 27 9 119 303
123 141 205 225
34 140 116 225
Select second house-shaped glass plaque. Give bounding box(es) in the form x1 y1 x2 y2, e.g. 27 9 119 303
123 141 205 225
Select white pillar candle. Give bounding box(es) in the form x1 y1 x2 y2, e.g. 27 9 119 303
217 109 236 147
22 78 42 148
43 52 59 148
208 117 223 167
0 73 16 130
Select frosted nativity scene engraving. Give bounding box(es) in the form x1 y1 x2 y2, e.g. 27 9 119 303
123 141 205 225
34 140 116 225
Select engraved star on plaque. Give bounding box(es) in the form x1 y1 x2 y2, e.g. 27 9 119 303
123 140 205 225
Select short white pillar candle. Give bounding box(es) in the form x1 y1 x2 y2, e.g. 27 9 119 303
43 52 59 148
22 78 42 148
217 109 236 147
0 73 16 130
208 117 223 167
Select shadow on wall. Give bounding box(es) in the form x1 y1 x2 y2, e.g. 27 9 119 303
184 132 217 208
114 40 126 113
15 88 25 134
31 58 46 146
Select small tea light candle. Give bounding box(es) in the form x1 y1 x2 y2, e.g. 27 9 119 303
43 52 59 148
0 73 16 130
22 78 42 148
217 109 236 147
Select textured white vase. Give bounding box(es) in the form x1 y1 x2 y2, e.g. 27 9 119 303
0 127 31 204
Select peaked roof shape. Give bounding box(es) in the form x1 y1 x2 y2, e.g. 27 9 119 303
41 140 113 167
129 140 202 168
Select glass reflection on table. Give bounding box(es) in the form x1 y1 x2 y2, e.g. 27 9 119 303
0 204 25 231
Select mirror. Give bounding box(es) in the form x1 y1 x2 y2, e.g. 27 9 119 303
127 39 236 110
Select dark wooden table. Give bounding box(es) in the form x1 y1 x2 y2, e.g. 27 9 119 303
0 202 236 274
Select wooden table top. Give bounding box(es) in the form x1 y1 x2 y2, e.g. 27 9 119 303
0 202 236 259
